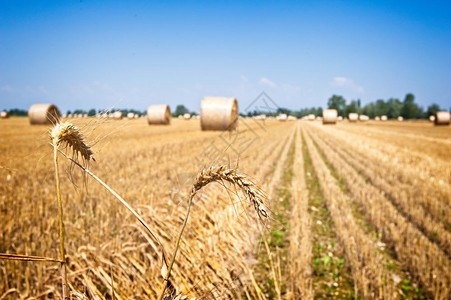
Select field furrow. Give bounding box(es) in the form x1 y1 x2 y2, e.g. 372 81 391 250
311 123 451 229
310 124 451 253
300 130 355 298
287 124 313 300
303 126 403 299
304 123 450 299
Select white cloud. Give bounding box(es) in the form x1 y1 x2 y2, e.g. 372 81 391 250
331 76 364 93
38 86 48 95
0 85 13 93
259 77 277 88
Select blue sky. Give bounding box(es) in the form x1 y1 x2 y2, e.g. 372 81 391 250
0 0 450 113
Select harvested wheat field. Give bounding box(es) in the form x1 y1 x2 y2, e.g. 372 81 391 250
0 117 450 299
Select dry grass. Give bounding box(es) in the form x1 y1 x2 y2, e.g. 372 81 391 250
1 117 450 299
1 118 291 299
287 125 313 299
305 122 450 298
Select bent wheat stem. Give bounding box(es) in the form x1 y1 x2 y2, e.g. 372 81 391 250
53 141 68 299
158 165 268 300
56 149 168 266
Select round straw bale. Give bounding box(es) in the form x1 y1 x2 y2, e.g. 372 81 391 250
348 113 358 122
28 103 60 125
183 113 191 120
113 111 123 120
397 116 404 121
127 112 135 119
381 115 388 121
147 104 171 125
322 109 338 124
307 114 315 121
253 114 266 120
434 111 450 126
277 114 288 121
0 111 10 118
359 114 369 121
429 115 435 122
375 116 380 121
200 97 238 131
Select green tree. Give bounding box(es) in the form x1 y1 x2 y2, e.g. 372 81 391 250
386 98 402 119
374 99 387 117
362 103 376 118
327 95 346 116
344 100 360 116
88 109 96 116
174 105 189 117
8 109 27 116
425 103 441 117
401 93 422 119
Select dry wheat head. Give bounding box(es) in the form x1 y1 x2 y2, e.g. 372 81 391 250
51 122 95 162
192 165 268 220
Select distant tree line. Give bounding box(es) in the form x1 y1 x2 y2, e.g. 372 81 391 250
327 93 448 119
3 95 448 119
172 105 198 117
243 107 323 118
5 108 28 116
63 108 147 116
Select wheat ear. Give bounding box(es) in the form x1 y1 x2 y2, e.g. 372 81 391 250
158 165 269 300
51 122 92 299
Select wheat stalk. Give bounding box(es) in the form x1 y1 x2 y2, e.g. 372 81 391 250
52 122 170 295
0 253 63 263
158 165 269 300
51 121 96 299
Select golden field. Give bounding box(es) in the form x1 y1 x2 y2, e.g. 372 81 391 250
0 117 450 299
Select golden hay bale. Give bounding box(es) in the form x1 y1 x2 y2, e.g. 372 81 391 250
200 97 238 131
147 104 171 125
434 111 450 126
127 112 135 119
253 114 266 120
429 115 436 122
28 103 60 125
113 111 123 120
183 113 191 120
381 115 388 121
0 111 10 118
277 113 288 121
348 113 358 122
307 114 315 121
359 114 369 121
397 116 404 121
322 109 338 124
337 116 343 121
375 116 380 121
